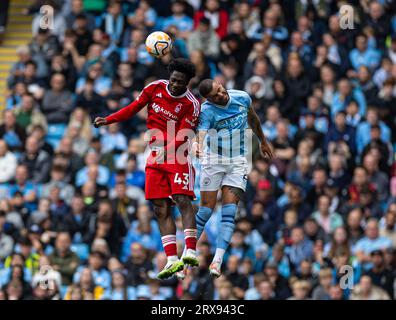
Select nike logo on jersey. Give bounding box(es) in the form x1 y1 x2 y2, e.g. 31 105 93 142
156 93 162 98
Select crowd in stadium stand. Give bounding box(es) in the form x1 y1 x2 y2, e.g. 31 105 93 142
1 0 396 300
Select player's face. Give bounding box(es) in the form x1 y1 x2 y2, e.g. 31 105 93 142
206 82 229 106
169 71 189 96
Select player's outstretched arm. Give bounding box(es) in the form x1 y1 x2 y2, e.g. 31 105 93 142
93 83 155 128
247 107 274 159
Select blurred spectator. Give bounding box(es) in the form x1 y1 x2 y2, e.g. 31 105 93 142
0 211 14 260
14 93 47 133
162 0 193 39
264 261 291 299
349 34 381 72
364 250 395 298
187 17 219 60
49 232 80 286
312 195 343 235
0 110 27 153
379 210 396 247
7 45 48 87
287 279 311 300
76 62 112 97
66 0 96 31
32 1 66 41
100 0 126 46
350 275 390 300
287 227 314 272
0 140 17 183
19 136 51 184
354 219 393 264
193 0 229 40
312 268 333 300
41 73 74 125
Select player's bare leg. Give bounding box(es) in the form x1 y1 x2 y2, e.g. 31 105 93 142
173 194 199 268
208 185 242 278
152 198 184 279
180 187 242 278
176 191 217 280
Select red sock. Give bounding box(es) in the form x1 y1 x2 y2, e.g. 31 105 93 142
161 235 177 257
184 229 197 251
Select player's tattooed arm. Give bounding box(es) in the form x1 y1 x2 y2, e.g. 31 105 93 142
247 107 274 159
247 107 266 144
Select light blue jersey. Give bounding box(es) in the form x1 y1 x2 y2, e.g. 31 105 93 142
198 89 252 158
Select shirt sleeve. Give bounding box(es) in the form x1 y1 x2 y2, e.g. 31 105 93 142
105 82 155 124
244 91 252 109
197 107 211 131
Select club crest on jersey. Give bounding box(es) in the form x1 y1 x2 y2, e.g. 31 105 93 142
203 177 211 186
175 103 182 113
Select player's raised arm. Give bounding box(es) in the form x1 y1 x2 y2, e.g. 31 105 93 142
93 82 155 128
247 106 274 159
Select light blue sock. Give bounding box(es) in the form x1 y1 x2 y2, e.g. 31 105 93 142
196 206 213 240
217 204 237 250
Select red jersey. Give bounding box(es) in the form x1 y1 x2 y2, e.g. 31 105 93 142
105 79 200 168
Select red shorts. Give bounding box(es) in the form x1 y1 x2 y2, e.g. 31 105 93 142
145 164 195 200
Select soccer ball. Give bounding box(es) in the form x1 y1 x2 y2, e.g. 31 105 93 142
145 31 172 58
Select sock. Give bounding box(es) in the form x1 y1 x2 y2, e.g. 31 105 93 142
181 246 187 258
161 235 178 261
184 229 197 251
196 206 213 240
216 204 237 257
213 248 226 265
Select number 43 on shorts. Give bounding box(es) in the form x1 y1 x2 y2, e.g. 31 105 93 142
174 173 189 189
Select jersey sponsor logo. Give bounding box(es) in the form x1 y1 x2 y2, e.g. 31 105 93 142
217 114 245 129
151 103 178 120
152 103 161 113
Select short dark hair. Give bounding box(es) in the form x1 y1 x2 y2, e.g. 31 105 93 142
52 164 66 173
168 58 196 81
75 13 87 20
198 79 214 97
25 60 37 69
200 17 210 25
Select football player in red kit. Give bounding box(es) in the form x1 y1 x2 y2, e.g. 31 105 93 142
94 59 200 279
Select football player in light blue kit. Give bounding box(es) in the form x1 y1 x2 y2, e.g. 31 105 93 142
179 79 273 278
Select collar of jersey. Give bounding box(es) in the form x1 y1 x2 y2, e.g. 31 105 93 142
165 84 188 98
